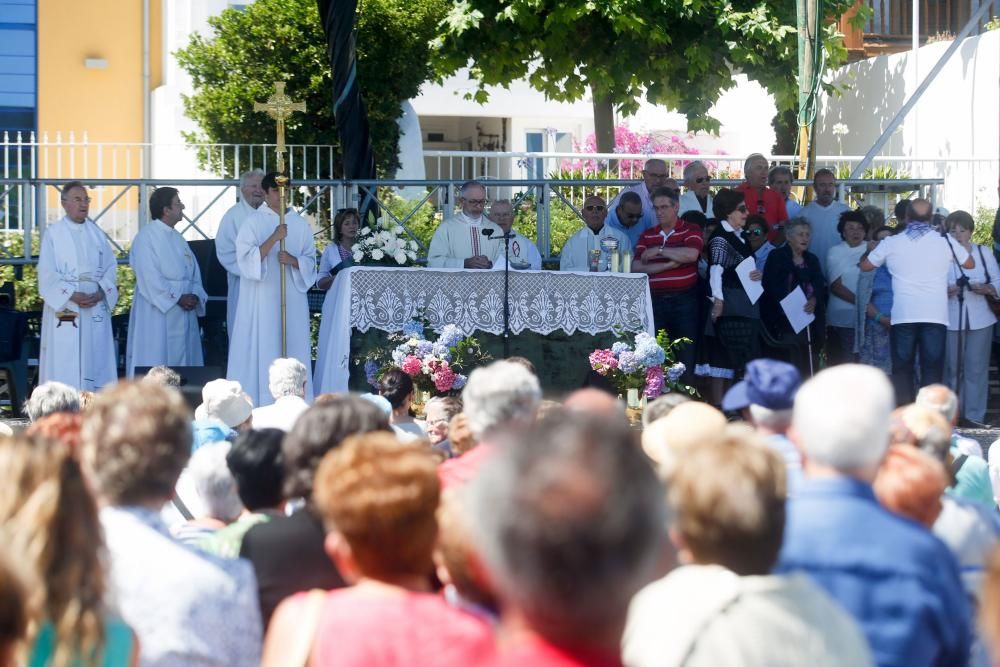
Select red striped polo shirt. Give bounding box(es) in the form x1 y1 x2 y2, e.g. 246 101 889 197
634 221 703 294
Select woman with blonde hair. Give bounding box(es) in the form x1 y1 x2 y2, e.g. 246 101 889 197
0 435 135 667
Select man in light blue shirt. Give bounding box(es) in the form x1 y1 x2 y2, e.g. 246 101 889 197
606 159 674 248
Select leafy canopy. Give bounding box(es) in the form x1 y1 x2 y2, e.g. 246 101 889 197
432 0 860 135
175 0 446 176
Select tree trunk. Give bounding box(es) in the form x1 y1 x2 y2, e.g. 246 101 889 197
592 90 617 172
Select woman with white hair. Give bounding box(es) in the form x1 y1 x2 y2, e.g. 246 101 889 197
251 358 310 432
171 441 244 545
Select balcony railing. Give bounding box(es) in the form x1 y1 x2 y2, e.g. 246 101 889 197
861 0 998 41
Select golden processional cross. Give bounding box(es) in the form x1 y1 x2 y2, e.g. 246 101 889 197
255 81 305 356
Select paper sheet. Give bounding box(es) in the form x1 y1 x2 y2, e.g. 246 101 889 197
735 255 764 305
780 286 815 334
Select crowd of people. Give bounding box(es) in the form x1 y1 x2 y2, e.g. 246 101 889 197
35 156 1000 422
3 357 1000 666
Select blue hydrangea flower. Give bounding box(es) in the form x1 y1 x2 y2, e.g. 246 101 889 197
432 342 451 359
402 320 425 339
415 340 435 358
452 374 467 390
667 362 686 382
633 333 666 366
438 324 464 349
617 350 641 374
611 341 631 356
390 347 408 366
364 359 380 387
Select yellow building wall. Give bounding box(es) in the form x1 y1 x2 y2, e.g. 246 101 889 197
36 0 161 179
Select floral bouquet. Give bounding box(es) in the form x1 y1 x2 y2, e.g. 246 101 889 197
362 319 491 396
352 218 420 266
589 330 694 399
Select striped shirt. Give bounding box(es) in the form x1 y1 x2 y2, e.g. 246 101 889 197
635 221 703 293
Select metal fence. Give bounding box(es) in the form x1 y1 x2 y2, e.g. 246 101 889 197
0 177 945 264
2 131 993 216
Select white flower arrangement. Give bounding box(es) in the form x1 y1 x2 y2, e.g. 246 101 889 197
351 219 420 266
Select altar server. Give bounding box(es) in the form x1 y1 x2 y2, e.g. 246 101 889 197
37 180 119 391
126 187 208 378
226 172 316 407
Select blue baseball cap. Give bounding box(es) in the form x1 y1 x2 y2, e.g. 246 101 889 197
722 359 802 412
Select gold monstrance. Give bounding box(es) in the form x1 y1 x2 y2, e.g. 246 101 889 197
255 81 305 356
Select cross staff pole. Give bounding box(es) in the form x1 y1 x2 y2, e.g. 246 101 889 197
255 82 305 356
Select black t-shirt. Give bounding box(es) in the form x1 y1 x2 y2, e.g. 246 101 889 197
239 508 346 627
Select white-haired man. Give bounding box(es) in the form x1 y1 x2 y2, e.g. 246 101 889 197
427 180 504 269
777 364 970 667
251 357 310 432
678 160 714 217
438 359 542 488
23 380 80 422
734 153 787 242
216 168 265 340
488 199 542 270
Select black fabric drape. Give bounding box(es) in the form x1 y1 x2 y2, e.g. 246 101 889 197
316 0 378 222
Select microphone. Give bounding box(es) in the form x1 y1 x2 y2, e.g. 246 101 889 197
481 228 494 238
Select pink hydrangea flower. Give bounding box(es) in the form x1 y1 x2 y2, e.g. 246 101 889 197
589 349 618 375
644 365 665 398
433 366 457 392
400 355 423 376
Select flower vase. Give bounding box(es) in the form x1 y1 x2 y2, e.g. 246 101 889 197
625 388 643 426
411 389 431 419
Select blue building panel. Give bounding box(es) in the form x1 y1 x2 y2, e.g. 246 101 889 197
0 0 34 132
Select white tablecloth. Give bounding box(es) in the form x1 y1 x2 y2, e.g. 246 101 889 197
313 266 654 393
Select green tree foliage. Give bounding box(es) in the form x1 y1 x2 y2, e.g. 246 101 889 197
175 0 446 177
432 0 861 150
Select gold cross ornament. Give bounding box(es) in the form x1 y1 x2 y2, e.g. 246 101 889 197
254 81 306 174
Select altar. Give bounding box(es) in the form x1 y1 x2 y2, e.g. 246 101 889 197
313 266 655 394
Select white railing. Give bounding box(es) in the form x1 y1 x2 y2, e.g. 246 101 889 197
2 131 996 234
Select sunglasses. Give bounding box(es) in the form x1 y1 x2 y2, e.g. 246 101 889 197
694 176 711 184
643 172 669 179
736 204 748 213
748 228 765 236
620 211 642 220
584 204 606 212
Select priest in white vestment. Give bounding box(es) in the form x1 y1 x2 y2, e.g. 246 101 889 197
427 181 503 268
126 187 208 378
226 172 317 407
488 199 543 270
216 169 265 340
559 194 632 272
37 180 119 391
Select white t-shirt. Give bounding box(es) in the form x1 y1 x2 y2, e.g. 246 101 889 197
826 242 866 328
867 231 970 326
802 201 850 275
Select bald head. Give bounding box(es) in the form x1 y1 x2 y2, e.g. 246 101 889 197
582 195 608 232
915 384 959 425
641 159 670 193
564 389 624 418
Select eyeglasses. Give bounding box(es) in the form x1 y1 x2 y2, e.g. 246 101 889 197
463 198 488 206
584 204 606 212
736 204 748 213
643 171 669 179
694 176 711 184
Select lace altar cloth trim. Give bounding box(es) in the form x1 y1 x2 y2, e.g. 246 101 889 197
348 268 652 336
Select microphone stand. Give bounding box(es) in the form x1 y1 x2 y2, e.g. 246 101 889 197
482 228 513 358
945 230 970 417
